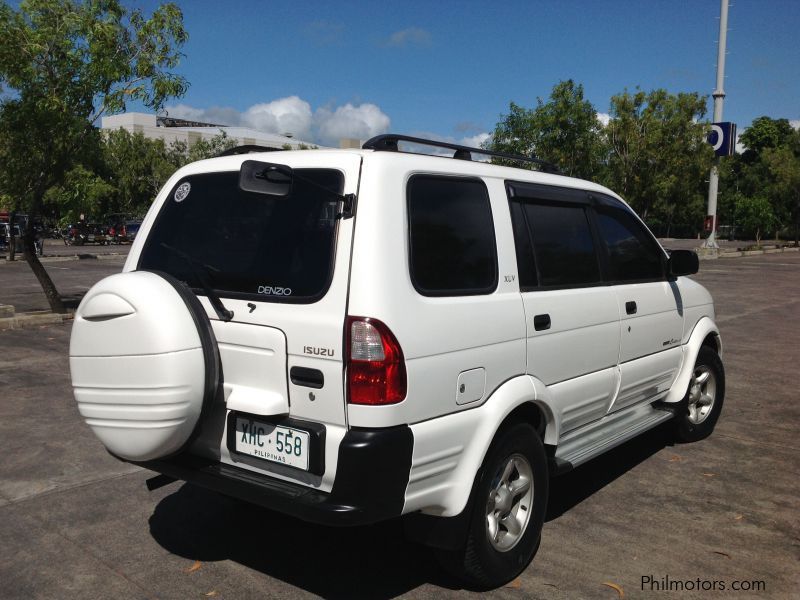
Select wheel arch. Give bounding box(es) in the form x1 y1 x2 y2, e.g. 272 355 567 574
664 316 721 404
406 374 558 518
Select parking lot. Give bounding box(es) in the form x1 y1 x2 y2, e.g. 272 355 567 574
0 252 798 599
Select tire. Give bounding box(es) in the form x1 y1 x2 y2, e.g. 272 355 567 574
70 270 220 462
674 346 725 443
437 422 548 590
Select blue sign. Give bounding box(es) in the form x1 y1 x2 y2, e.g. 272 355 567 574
707 122 737 157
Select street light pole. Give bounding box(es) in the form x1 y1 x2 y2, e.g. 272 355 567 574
703 0 730 250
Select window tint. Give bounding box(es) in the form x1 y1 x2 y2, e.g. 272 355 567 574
407 176 497 295
509 200 538 289
139 169 343 302
524 203 601 287
595 206 664 281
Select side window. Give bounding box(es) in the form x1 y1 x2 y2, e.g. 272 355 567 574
524 202 601 288
509 200 538 289
407 175 497 296
594 205 664 281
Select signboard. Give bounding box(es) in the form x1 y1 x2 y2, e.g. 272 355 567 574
707 122 737 157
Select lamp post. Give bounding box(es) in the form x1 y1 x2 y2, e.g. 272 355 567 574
703 0 730 250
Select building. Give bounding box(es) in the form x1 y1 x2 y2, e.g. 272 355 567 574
100 112 319 150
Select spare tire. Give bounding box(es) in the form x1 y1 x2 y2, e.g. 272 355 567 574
69 270 220 462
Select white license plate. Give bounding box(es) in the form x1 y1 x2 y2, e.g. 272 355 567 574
234 417 310 471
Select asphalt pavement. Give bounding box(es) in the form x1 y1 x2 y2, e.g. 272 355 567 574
0 253 798 599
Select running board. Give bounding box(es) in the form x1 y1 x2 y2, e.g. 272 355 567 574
555 403 675 469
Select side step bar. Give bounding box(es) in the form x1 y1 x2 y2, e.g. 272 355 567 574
555 403 675 470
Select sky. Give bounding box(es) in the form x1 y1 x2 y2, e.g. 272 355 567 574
125 0 799 147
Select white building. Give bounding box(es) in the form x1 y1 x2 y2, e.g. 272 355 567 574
100 112 320 150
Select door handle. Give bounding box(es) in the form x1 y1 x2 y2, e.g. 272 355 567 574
290 366 324 389
625 301 637 315
533 314 551 331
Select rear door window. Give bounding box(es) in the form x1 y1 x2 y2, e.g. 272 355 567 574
138 169 343 303
522 202 601 288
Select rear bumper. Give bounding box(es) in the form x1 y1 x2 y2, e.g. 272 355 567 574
137 424 414 527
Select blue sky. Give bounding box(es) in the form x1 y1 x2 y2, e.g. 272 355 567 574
128 0 799 146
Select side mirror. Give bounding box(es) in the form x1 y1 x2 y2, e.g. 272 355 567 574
239 160 293 196
668 249 699 277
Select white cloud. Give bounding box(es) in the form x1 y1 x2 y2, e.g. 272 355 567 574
790 119 800 130
243 96 314 140
165 96 390 145
383 27 432 47
315 103 390 146
460 132 491 148
735 132 745 154
597 112 611 126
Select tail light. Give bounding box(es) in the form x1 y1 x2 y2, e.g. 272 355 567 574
346 317 406 405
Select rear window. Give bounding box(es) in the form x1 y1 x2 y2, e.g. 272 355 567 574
138 169 343 302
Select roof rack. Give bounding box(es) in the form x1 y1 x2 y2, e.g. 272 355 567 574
217 145 280 157
362 134 562 174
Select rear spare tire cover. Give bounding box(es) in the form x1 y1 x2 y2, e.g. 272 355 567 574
69 270 219 462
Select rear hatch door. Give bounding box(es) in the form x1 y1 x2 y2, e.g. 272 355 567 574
133 153 361 473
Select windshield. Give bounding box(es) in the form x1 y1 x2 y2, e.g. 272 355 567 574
138 169 343 302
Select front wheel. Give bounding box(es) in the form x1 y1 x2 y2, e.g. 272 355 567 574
437 422 548 590
674 346 725 442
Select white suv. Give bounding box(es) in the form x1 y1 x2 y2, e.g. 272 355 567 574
69 134 724 589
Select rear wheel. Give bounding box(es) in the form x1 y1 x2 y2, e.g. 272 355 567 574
437 422 548 590
674 346 725 442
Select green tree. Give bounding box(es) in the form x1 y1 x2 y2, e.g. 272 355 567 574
734 194 774 246
102 128 175 216
739 116 795 159
169 130 238 164
761 130 800 243
43 165 115 223
0 0 187 312
489 80 605 179
603 88 712 231
721 119 800 242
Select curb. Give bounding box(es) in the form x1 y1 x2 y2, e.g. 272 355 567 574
706 246 799 259
0 310 74 331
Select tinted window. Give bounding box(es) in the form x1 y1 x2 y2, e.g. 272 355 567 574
524 203 601 287
407 176 497 295
595 205 664 281
508 200 538 289
139 169 343 302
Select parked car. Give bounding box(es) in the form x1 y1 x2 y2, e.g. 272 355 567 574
69 135 724 589
124 221 142 242
1 222 43 255
86 223 108 245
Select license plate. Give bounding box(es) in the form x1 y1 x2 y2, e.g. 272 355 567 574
233 417 310 471
87 235 95 242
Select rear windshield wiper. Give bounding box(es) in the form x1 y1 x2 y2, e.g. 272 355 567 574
159 243 234 322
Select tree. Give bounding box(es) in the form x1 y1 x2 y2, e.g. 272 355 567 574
102 129 176 216
169 130 238 164
734 194 774 246
43 165 115 224
489 80 605 179
761 129 800 243
0 0 187 312
739 116 795 159
603 88 712 231
721 119 800 242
